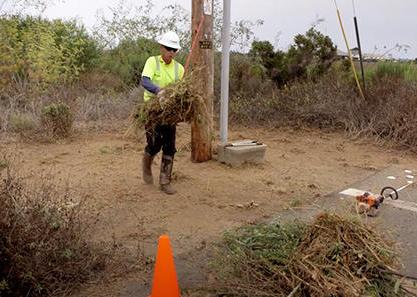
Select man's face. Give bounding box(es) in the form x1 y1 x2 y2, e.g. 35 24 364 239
160 45 178 64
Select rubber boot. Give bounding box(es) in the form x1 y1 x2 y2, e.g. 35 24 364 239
142 152 154 184
159 155 176 195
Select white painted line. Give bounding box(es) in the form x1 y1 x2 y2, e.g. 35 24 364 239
385 199 417 213
408 181 413 184
406 175 415 179
387 176 397 180
339 188 369 197
405 170 413 174
340 187 417 214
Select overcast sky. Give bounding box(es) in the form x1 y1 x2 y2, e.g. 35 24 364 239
39 0 417 59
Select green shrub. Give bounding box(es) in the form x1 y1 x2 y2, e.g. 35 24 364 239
8 113 37 133
248 28 337 87
366 61 417 82
98 37 159 86
40 102 74 138
0 15 99 89
0 159 8 170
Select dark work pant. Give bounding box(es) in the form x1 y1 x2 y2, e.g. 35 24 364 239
145 123 177 157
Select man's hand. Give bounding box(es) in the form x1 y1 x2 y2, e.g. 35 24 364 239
157 89 169 109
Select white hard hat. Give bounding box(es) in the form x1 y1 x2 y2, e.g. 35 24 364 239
156 31 181 50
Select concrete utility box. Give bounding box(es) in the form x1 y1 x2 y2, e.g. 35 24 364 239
217 140 267 167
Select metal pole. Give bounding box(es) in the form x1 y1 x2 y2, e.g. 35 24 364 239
220 0 231 144
352 0 366 90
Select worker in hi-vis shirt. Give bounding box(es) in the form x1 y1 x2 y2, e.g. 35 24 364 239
141 31 184 195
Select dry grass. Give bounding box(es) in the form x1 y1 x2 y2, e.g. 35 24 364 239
212 213 414 297
225 64 417 151
2 60 417 153
134 74 208 131
0 83 139 138
0 153 110 296
352 77 417 147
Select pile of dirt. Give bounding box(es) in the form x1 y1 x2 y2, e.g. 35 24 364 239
213 213 415 297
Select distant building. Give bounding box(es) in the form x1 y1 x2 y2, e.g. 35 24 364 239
362 53 383 62
336 49 349 59
350 47 360 59
336 48 386 62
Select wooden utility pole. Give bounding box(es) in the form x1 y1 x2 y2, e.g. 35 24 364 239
191 0 214 162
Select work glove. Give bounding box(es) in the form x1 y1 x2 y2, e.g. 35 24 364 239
157 89 169 109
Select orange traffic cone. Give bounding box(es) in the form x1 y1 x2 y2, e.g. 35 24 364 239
149 235 180 297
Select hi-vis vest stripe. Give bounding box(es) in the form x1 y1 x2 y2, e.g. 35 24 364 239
154 56 179 82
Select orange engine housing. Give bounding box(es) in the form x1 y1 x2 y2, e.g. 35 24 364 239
356 192 384 208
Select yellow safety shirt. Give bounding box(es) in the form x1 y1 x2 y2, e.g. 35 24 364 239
142 55 184 102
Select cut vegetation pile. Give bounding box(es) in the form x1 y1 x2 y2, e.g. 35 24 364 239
213 213 415 297
135 74 208 130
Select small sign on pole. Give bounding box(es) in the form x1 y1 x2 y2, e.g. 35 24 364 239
203 0 212 15
199 40 213 49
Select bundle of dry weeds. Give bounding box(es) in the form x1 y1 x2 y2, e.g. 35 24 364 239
214 213 415 297
135 74 208 130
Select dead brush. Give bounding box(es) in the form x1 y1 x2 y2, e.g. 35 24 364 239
0 156 109 297
40 102 74 138
355 77 417 148
133 73 208 131
225 65 417 152
213 213 415 297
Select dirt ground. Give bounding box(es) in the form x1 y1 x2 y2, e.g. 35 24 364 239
2 123 416 296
